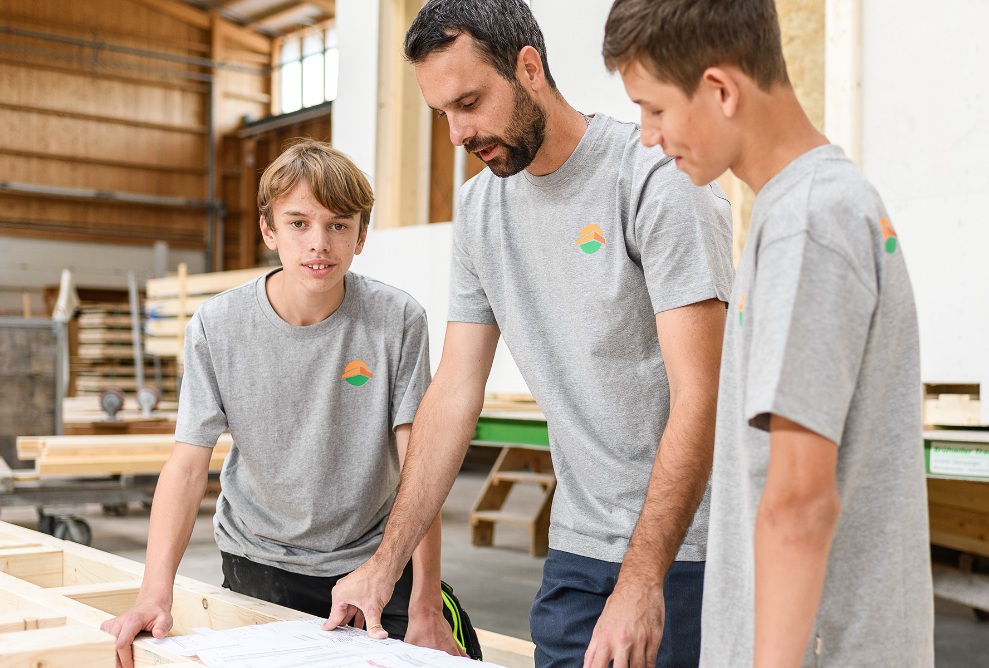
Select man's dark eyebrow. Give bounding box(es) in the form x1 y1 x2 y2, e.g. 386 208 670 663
432 89 481 111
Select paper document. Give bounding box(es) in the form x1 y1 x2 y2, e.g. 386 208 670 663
147 619 504 668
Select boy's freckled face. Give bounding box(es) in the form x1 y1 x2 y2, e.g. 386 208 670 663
620 60 728 186
261 181 365 297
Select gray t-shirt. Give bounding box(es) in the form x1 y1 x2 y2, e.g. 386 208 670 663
451 114 733 563
175 269 431 576
700 145 934 666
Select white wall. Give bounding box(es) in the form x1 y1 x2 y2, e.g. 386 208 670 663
332 0 381 178
531 0 639 123
860 0 989 418
0 236 204 314
351 223 530 393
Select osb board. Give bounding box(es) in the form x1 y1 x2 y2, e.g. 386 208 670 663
723 0 825 254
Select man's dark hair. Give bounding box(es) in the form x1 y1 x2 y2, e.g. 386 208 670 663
404 0 556 88
602 0 789 96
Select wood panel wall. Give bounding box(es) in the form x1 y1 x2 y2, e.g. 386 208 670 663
0 0 271 267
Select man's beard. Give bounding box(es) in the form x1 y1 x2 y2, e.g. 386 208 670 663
463 82 547 177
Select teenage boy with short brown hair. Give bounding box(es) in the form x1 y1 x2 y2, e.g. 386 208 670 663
603 1 934 666
100 141 462 668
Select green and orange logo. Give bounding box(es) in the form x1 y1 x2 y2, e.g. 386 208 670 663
341 360 373 386
576 224 606 254
738 292 746 326
880 217 897 254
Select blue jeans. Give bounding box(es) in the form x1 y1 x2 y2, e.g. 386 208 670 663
530 549 704 667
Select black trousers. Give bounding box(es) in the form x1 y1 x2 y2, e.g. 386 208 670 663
220 551 415 640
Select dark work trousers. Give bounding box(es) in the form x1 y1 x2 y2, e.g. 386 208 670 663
220 551 415 640
530 549 705 668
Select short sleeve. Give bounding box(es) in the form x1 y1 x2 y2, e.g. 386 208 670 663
391 312 431 428
174 311 228 447
745 233 877 443
447 214 497 325
635 167 734 313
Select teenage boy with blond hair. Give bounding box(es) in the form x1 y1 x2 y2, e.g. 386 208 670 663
100 141 462 668
603 1 934 666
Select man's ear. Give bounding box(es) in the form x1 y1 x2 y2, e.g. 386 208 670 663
517 45 545 91
260 215 277 251
701 66 741 118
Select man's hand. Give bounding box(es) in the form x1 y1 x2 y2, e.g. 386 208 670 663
583 578 665 668
325 558 399 638
100 598 173 668
405 607 468 657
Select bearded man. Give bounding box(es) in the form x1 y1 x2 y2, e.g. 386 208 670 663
330 2 734 666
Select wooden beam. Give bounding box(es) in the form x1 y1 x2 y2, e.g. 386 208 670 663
215 15 273 55
0 624 115 666
124 0 212 29
146 267 269 298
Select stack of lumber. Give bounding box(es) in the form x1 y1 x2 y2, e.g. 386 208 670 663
73 301 178 402
144 266 270 362
15 434 231 476
0 520 536 667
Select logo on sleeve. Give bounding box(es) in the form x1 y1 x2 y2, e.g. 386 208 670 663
880 217 898 254
341 360 373 386
738 292 746 326
575 224 606 254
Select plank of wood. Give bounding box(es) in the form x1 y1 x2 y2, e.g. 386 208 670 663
79 330 136 344
0 547 63 588
145 266 268 298
61 555 143 588
77 345 143 360
78 314 133 328
476 628 535 668
76 378 178 392
54 582 141 617
0 624 115 666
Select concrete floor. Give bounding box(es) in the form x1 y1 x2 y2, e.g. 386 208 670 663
2 460 987 666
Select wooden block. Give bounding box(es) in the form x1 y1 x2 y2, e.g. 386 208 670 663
924 393 982 426
0 547 63 588
0 624 114 667
0 611 66 634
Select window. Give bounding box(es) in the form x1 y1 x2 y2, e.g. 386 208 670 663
276 24 338 114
